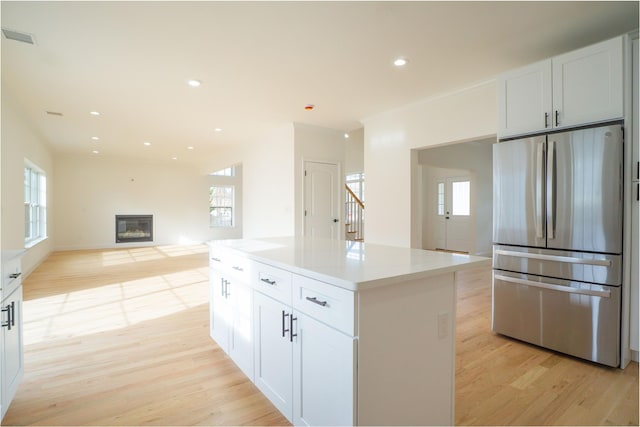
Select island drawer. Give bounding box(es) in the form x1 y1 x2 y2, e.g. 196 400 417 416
254 262 292 305
292 275 355 336
2 256 22 297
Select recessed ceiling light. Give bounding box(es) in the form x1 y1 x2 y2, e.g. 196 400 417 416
344 133 350 139
171 156 178 160
187 146 194 150
91 136 99 141
187 79 201 87
89 111 100 116
143 142 151 146
393 58 408 67
214 128 223 132
92 150 100 154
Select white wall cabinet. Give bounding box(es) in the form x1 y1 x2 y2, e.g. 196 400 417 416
498 36 624 138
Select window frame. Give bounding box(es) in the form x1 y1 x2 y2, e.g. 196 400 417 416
24 160 47 247
209 184 235 228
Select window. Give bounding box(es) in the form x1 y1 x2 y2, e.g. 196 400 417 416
209 185 234 227
24 162 47 245
211 167 235 177
345 172 365 202
451 181 470 216
437 182 445 215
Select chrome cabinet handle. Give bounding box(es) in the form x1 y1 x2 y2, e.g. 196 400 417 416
260 278 276 286
232 266 244 272
555 110 560 126
9 273 21 279
211 257 221 262
282 310 290 338
1 302 14 330
306 296 328 307
289 315 297 342
544 112 549 128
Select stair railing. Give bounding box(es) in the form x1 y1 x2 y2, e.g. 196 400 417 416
345 185 364 241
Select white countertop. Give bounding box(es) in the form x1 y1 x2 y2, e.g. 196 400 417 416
209 237 490 291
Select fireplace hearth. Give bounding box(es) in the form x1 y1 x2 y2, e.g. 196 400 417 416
116 215 153 243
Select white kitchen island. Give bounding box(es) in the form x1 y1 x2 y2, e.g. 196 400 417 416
208 237 489 426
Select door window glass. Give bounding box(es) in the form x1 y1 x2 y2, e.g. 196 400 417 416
451 181 470 216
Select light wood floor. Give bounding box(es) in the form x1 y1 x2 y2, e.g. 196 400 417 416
3 246 638 426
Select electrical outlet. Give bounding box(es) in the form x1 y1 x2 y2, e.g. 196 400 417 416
438 312 449 339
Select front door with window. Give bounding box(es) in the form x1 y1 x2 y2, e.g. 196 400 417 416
433 175 473 253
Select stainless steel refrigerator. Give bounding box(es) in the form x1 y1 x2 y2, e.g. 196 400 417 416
492 122 624 367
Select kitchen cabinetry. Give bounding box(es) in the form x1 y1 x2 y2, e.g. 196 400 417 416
498 36 624 138
208 248 254 380
209 237 489 426
631 36 639 355
1 252 24 420
253 291 293 418
254 271 356 426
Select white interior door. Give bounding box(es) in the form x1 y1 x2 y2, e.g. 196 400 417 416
432 175 473 253
304 161 340 239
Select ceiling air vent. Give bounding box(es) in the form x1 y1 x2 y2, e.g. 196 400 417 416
2 28 35 45
46 111 63 117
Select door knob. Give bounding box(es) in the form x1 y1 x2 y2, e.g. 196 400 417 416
333 219 339 223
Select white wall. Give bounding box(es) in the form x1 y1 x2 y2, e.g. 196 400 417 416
419 139 494 256
1 91 55 276
293 123 346 237
345 127 364 174
242 124 295 239
362 81 497 248
54 153 212 249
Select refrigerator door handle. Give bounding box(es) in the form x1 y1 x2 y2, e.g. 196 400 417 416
535 142 545 238
494 249 612 267
494 274 611 298
546 139 556 239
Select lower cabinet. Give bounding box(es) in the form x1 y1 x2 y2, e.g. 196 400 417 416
1 285 24 420
253 291 293 418
253 291 355 426
209 269 254 380
293 312 355 426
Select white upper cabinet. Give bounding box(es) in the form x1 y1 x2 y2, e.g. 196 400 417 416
498 59 552 137
498 36 624 138
552 37 623 128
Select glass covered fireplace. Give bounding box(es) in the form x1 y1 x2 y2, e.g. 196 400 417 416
115 215 153 243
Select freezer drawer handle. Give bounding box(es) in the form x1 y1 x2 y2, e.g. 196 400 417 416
495 274 611 298
494 249 611 267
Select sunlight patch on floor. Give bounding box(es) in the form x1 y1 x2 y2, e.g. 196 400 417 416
99 244 208 266
23 267 209 345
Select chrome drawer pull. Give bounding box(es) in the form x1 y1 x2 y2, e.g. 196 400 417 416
232 266 244 272
260 278 276 286
8 273 21 279
306 296 328 307
211 257 221 262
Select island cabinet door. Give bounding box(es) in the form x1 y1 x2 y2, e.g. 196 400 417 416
209 270 230 351
253 291 294 422
293 311 356 427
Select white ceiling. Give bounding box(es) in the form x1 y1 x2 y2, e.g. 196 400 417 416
2 1 638 171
